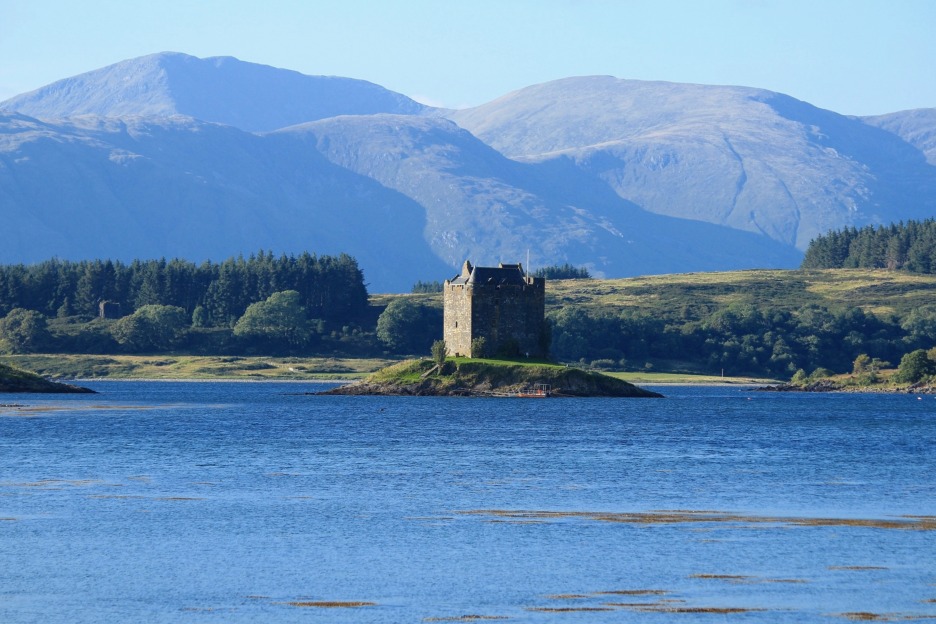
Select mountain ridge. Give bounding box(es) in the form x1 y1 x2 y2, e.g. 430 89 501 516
2 53 934 291
0 52 427 132
447 76 936 250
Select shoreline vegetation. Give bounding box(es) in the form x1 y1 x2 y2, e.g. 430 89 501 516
3 266 936 388
318 358 663 398
4 260 936 395
763 372 936 394
0 354 394 382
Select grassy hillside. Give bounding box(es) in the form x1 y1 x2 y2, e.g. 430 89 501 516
543 269 936 319
392 268 936 318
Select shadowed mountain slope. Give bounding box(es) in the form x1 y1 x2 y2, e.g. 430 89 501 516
0 113 449 291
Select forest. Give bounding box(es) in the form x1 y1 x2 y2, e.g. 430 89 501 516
546 302 928 377
801 218 936 272
0 251 368 323
0 252 372 355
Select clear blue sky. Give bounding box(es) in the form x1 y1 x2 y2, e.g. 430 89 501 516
2 0 934 116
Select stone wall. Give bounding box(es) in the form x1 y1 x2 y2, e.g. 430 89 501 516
443 282 473 356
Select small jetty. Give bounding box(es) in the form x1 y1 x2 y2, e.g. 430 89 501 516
496 383 551 398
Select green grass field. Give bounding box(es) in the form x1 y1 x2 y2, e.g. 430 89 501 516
543 269 936 319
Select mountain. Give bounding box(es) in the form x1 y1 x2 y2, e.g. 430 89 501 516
0 113 450 292
2 54 935 291
447 77 936 249
278 114 802 275
0 111 800 291
0 52 426 132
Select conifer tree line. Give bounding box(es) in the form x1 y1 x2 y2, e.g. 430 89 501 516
0 251 369 325
801 219 936 272
532 264 592 280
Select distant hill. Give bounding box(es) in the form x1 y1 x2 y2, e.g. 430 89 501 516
2 54 935 291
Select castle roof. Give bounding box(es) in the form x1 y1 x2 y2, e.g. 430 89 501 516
447 261 532 287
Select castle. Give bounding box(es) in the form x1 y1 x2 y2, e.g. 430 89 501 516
443 261 547 358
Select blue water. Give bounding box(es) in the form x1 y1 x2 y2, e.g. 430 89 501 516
1 383 934 623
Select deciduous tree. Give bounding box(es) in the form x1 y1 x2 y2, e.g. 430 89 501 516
234 290 314 348
112 305 189 352
0 308 49 353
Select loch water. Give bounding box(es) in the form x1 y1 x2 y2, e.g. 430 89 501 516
1 382 934 623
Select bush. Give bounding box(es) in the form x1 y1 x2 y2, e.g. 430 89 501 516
809 367 834 380
112 305 189 352
376 299 442 354
895 349 936 384
431 339 447 366
233 291 314 350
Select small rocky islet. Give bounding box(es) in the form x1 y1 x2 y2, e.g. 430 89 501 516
0 362 95 394
319 359 662 398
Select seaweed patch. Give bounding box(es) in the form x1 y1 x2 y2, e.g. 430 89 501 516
525 607 615 612
423 616 508 622
285 601 376 608
594 589 668 596
828 566 890 571
456 509 935 530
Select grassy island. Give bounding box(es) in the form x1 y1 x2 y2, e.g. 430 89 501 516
320 358 663 398
0 363 95 394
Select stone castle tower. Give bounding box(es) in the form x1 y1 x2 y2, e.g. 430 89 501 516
443 260 547 358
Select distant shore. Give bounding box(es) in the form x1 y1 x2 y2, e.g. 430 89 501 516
760 381 936 394
0 354 773 386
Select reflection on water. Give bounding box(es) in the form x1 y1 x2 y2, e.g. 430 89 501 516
1 382 934 623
